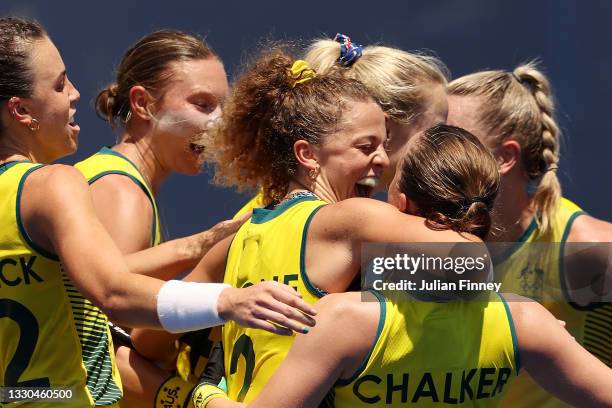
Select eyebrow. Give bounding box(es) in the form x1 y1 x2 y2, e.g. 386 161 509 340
353 135 380 143
191 90 225 104
55 70 67 83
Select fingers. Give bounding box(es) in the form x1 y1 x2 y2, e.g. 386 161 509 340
262 281 317 317
204 215 251 248
249 320 293 336
259 295 316 328
557 319 566 328
251 307 311 334
234 211 252 224
271 290 317 320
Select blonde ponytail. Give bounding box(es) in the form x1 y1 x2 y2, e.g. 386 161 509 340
513 62 561 233
448 60 561 234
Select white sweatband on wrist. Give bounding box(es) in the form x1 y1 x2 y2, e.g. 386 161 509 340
156 280 231 333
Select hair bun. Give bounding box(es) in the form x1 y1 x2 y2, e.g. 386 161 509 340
95 83 120 124
107 84 119 97
460 201 492 239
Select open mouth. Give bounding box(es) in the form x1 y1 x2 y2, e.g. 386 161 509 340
189 143 205 154
68 113 80 131
355 176 379 198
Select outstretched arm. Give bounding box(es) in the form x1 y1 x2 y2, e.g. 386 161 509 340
125 213 250 280
24 165 316 333
90 173 250 280
196 292 379 408
305 198 488 294
508 295 612 407
183 237 318 335
26 165 163 327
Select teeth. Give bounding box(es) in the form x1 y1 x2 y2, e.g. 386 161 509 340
356 177 379 188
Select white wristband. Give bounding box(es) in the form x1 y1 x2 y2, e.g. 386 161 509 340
156 280 231 333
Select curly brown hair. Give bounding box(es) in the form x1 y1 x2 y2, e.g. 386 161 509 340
207 47 373 204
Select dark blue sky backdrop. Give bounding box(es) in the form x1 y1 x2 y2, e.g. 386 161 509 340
2 0 609 239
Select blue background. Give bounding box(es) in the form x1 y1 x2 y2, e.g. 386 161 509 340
2 0 609 239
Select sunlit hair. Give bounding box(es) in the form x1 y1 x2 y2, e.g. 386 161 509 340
0 17 47 131
448 61 560 234
207 46 373 204
95 30 217 128
397 124 500 239
305 38 449 124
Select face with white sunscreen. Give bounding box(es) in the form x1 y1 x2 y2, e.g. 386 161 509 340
149 57 228 175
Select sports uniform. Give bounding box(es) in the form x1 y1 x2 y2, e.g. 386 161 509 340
0 161 122 407
223 194 326 402
233 191 265 220
332 291 518 407
74 147 161 247
499 198 611 407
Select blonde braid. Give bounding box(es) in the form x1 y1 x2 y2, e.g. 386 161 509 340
513 62 561 234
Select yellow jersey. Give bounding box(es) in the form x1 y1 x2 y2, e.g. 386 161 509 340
233 190 265 220
0 161 122 407
498 197 610 407
333 291 518 408
76 147 214 394
223 194 327 402
74 147 161 246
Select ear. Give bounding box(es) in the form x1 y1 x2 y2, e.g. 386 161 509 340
128 85 155 121
495 139 521 175
396 192 408 213
293 139 319 172
6 97 33 126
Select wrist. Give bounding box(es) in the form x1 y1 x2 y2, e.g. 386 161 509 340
216 287 236 322
156 280 230 333
192 383 228 408
182 233 209 265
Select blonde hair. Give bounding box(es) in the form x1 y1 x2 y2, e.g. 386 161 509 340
304 39 449 124
448 61 561 234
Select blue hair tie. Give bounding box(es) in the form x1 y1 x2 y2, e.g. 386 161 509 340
334 33 363 67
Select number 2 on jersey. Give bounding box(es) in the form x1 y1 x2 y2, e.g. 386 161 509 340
0 299 50 387
230 333 255 402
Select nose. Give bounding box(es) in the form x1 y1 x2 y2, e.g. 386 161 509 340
373 144 390 170
67 77 80 103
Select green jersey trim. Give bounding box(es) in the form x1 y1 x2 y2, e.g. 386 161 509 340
0 160 28 175
499 293 521 375
87 169 159 247
251 196 320 224
336 290 387 386
492 217 538 266
16 164 60 261
61 273 122 404
558 210 595 310
299 205 327 299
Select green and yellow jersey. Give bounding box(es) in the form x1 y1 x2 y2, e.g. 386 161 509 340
498 197 611 407
233 190 265 220
74 147 161 246
333 291 518 407
0 161 122 407
223 194 327 402
78 147 228 407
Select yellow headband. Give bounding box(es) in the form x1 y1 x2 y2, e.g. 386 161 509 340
288 60 316 87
